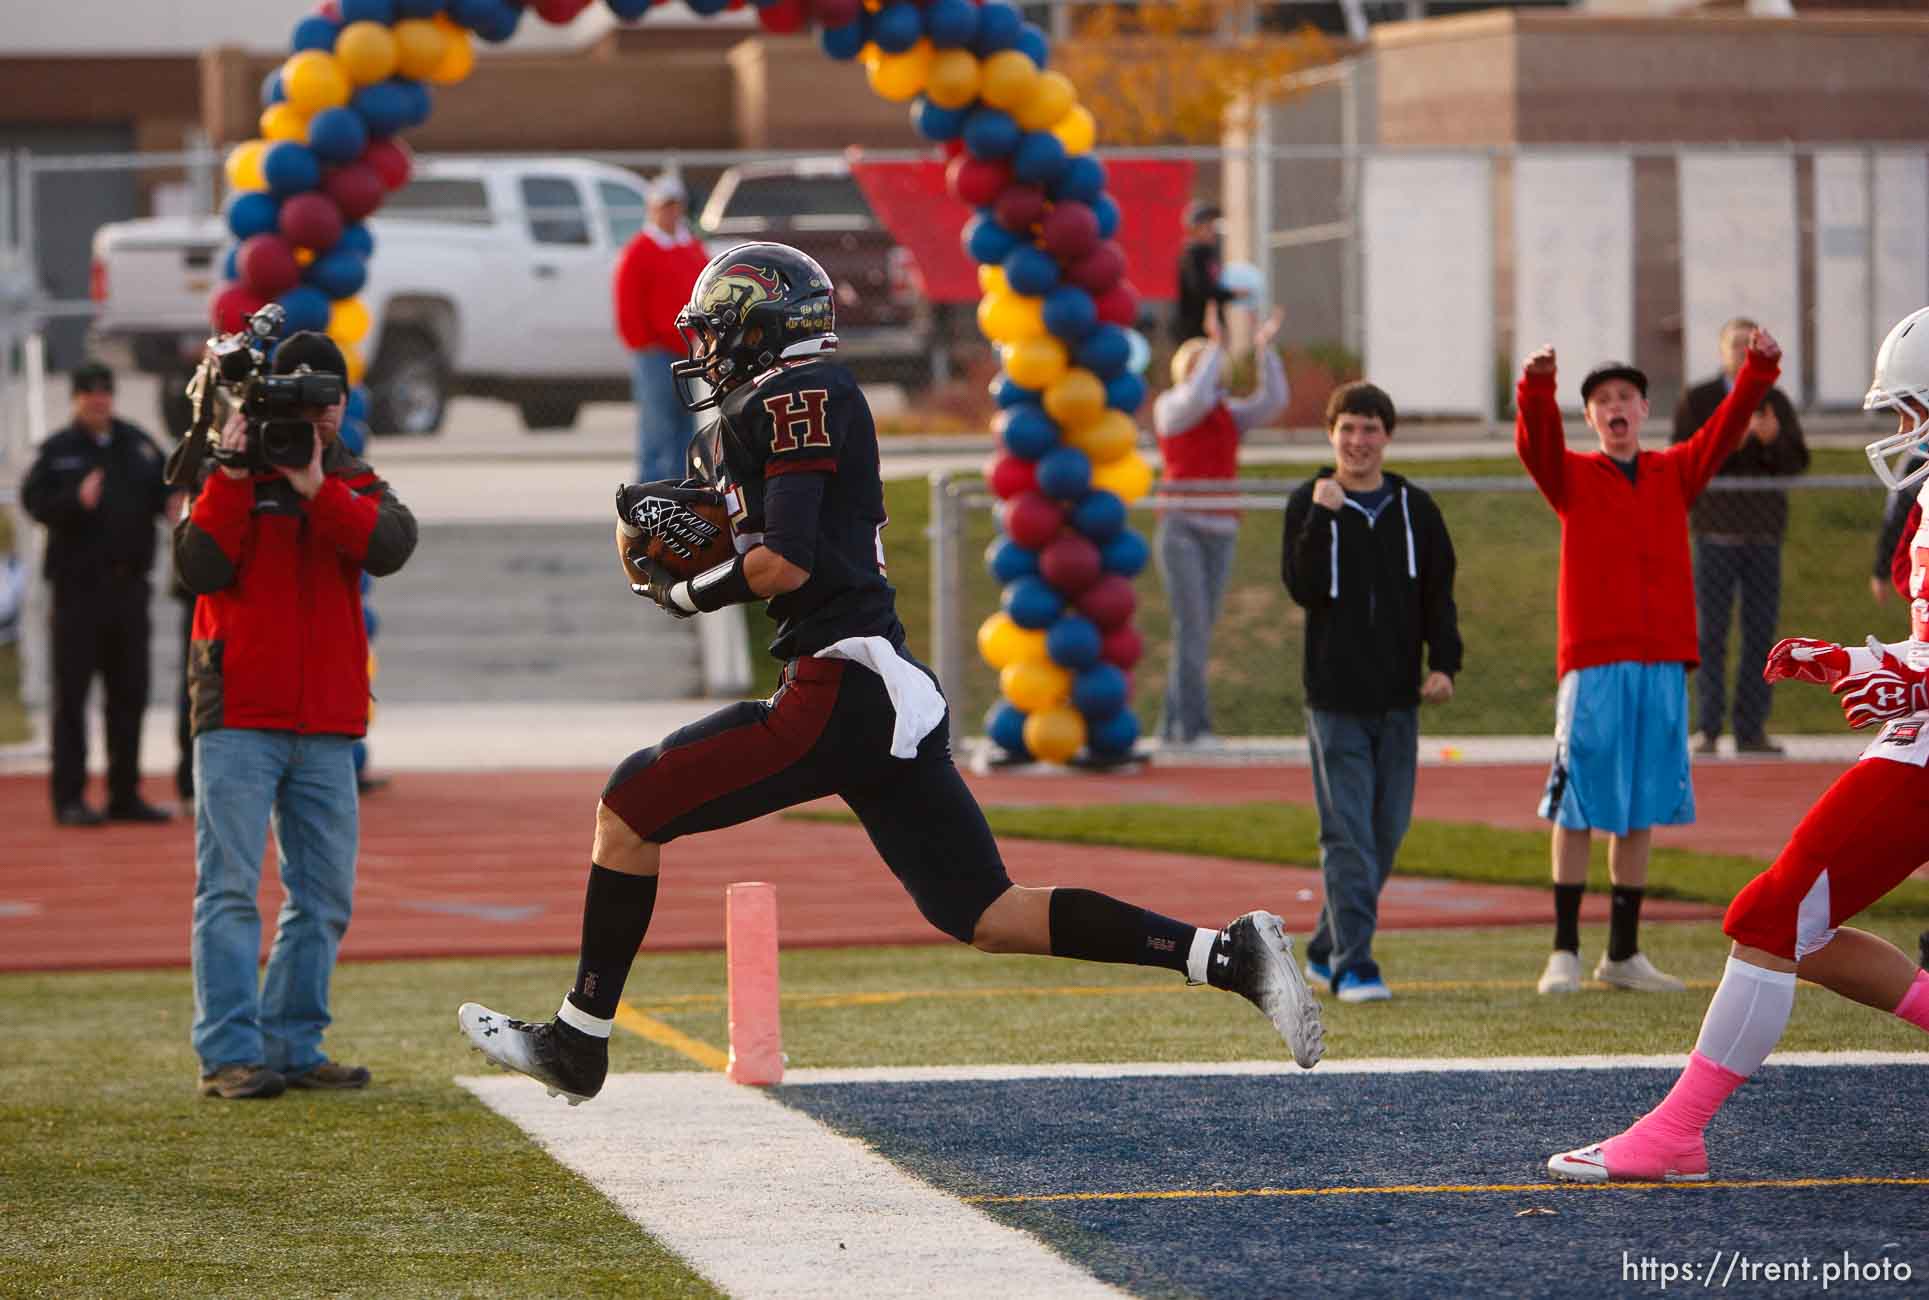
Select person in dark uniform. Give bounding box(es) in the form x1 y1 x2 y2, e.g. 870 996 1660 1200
1171 199 1243 347
20 361 180 825
458 243 1326 1098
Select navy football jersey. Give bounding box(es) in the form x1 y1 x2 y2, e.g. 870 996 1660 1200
706 359 902 659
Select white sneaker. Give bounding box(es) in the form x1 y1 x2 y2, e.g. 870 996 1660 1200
1218 911 1326 1068
1537 949 1582 995
1594 952 1686 992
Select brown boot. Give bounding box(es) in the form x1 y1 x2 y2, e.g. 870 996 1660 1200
285 1060 371 1090
198 1064 286 1099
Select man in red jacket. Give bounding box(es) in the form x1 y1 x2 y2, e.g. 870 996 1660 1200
175 332 418 1101
1515 328 1781 997
613 174 712 483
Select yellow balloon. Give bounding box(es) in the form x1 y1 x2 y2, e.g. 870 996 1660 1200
924 49 981 111
860 42 881 71
1001 659 1071 714
1014 70 1077 131
295 247 316 267
342 341 366 387
224 141 268 193
336 21 400 86
328 297 372 346
977 263 1008 296
1091 449 1155 504
978 290 1044 345
1065 409 1139 465
866 39 932 103
283 50 351 113
1023 706 1087 764
1052 104 1097 156
1043 369 1106 431
259 103 310 144
978 612 1046 670
978 612 1016 669
978 49 1039 112
427 29 475 85
1003 336 1069 390
393 19 453 81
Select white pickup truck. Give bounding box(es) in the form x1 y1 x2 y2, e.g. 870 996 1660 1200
90 157 651 436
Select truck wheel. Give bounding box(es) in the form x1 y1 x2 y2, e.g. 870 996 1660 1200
516 393 582 431
158 370 197 440
367 328 449 436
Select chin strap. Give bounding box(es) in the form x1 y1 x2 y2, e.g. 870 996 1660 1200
671 553 758 614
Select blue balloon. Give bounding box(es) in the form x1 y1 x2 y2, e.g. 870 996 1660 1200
1011 131 1067 186
335 223 375 260
395 78 432 129
276 286 332 335
911 97 966 142
820 20 866 61
607 0 654 16
1051 154 1107 204
226 191 283 241
305 250 368 299
1087 707 1141 757
1046 615 1102 670
986 536 1039 584
220 245 240 283
1100 528 1149 577
686 0 732 12
1002 245 1059 297
986 701 1031 759
997 402 1058 459
396 0 447 16
872 2 921 53
1104 370 1146 415
961 106 1020 160
1093 194 1121 240
449 0 504 30
1072 662 1129 719
972 1 1022 55
342 0 398 23
307 107 368 165
1070 489 1127 542
1003 576 1064 630
925 0 978 48
1076 324 1131 379
347 386 371 423
361 598 380 635
290 16 340 53
1016 21 1050 69
1035 445 1092 500
992 375 1038 409
262 143 321 197
963 212 1020 266
261 69 286 108
1042 285 1097 341
469 0 522 42
352 81 413 137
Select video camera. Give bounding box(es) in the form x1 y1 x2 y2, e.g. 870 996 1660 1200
167 304 345 486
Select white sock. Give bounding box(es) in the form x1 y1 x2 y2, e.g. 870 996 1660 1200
1691 956 1796 1076
1185 928 1217 985
557 997 614 1039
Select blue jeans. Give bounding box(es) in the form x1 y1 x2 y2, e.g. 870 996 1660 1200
1155 515 1239 741
1693 539 1783 741
190 729 358 1074
632 347 696 484
1304 706 1418 985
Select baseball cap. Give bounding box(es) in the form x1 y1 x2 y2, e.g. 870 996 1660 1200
649 174 687 206
1580 361 1648 404
1184 199 1222 226
272 331 349 382
70 360 114 394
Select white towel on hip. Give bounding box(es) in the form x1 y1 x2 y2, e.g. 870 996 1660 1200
813 635 946 759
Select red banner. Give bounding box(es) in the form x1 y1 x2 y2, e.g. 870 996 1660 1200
849 156 1196 305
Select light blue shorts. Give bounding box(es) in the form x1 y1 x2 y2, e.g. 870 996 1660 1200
1539 660 1694 835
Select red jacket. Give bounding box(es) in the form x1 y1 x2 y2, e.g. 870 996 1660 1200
176 446 417 736
614 224 711 353
1515 351 1777 677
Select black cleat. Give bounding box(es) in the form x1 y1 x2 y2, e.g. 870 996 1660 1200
458 1002 607 1104
1211 911 1326 1069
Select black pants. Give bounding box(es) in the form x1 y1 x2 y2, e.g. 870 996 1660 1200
49 575 151 811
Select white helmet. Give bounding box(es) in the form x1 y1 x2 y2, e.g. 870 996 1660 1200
1865 305 1929 490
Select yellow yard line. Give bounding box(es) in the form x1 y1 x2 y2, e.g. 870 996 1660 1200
613 1002 729 1071
965 1176 1929 1205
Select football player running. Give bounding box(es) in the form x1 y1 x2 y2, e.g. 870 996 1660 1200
459 243 1323 1100
1547 306 1929 1184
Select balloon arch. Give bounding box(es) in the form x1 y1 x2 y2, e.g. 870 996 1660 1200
214 0 1155 765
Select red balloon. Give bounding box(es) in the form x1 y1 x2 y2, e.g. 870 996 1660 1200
316 1 340 19
534 0 592 22
1039 533 1102 595
987 452 1037 501
1067 240 1126 295
210 283 269 334
323 162 385 222
1002 491 1064 550
992 183 1048 234
1095 280 1141 328
1076 573 1137 629
279 192 345 253
757 0 807 32
947 155 1011 209
1100 623 1144 671
237 234 301 298
941 139 965 161
811 0 861 26
1040 200 1099 261
362 137 413 191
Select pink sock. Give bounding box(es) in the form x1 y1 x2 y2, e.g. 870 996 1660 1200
1631 1052 1747 1144
1895 971 1929 1032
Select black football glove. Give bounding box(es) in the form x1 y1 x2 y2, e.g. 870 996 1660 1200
615 481 724 563
625 546 694 620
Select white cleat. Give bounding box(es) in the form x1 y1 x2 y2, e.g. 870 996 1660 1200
457 1001 606 1105
1546 1143 1611 1183
1220 911 1326 1068
1537 949 1582 995
1594 952 1687 992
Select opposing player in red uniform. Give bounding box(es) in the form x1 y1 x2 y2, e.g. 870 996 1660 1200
1548 306 1929 1183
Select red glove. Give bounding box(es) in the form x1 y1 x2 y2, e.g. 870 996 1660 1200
1763 637 1850 685
1832 644 1929 729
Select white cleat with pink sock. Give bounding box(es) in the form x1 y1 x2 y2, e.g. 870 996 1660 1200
1548 1129 1711 1183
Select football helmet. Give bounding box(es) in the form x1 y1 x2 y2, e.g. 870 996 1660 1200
671 242 838 411
1865 305 1929 490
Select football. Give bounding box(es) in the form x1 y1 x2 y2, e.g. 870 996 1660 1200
619 496 737 585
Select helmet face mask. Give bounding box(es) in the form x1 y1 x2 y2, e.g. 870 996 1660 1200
670 242 839 412
1865 306 1929 492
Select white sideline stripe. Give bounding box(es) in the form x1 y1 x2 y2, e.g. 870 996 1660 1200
457 1073 1127 1300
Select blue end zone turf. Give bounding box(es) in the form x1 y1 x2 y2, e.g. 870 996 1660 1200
777 1066 1927 1298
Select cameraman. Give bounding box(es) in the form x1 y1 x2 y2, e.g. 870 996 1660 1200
175 332 417 1101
